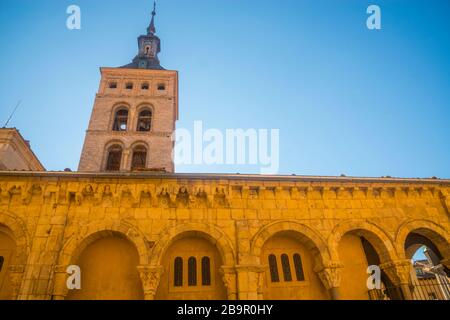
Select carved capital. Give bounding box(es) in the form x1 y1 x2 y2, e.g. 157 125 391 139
137 265 164 300
314 262 343 290
380 259 412 286
219 266 237 300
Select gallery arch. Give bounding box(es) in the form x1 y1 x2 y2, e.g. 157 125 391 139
65 231 144 300
396 221 450 300
0 225 16 300
155 233 227 300
260 232 329 300
337 231 399 300
330 221 400 300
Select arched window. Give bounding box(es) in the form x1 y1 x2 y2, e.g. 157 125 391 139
0 256 4 272
105 145 122 171
188 257 197 286
137 109 152 132
268 254 279 283
109 82 117 89
201 257 211 286
293 254 305 281
112 109 128 131
281 254 292 282
131 146 147 171
141 83 149 90
174 257 183 287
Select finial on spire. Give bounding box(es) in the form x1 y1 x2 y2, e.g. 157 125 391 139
148 1 157 35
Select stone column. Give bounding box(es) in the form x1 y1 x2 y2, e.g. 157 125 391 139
235 265 266 300
51 265 69 300
122 150 130 171
137 265 164 300
220 266 238 300
314 262 343 300
8 265 25 300
380 259 413 300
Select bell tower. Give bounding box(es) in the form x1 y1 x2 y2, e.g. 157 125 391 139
78 2 178 173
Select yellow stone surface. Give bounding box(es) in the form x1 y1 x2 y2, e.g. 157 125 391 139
0 172 449 300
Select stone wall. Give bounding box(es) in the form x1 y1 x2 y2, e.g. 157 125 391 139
0 172 449 300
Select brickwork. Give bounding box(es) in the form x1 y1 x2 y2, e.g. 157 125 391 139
78 68 178 173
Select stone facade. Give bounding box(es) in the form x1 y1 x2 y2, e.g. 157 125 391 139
1 4 449 301
0 172 449 300
0 128 44 172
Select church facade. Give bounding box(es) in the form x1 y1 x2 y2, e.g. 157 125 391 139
0 6 449 300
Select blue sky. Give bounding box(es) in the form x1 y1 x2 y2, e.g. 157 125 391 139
0 0 449 177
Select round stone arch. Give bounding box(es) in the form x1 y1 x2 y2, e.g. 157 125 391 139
0 210 30 266
149 222 236 268
133 103 154 132
101 139 126 171
57 220 150 268
129 140 150 169
328 219 398 263
250 220 332 268
395 219 450 261
0 211 30 300
109 102 132 129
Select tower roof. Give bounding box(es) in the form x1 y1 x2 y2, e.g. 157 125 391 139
147 1 156 35
121 1 164 70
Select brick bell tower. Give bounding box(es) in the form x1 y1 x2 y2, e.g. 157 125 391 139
78 2 178 173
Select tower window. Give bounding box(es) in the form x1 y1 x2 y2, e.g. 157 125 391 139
141 83 150 90
109 82 117 89
281 254 292 282
0 256 4 272
201 257 211 286
112 109 128 131
125 83 133 90
105 145 123 171
174 257 183 287
157 84 166 91
293 254 305 281
268 254 280 283
131 146 147 171
137 110 152 132
188 257 197 286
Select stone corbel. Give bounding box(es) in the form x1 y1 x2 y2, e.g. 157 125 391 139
0 184 10 203
274 187 284 199
138 186 152 205
137 265 164 300
241 186 250 199
290 187 299 200
358 187 369 198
